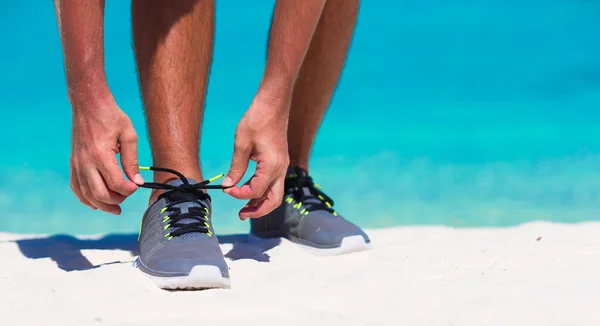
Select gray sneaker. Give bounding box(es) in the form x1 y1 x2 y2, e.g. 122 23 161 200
250 166 371 256
136 166 230 290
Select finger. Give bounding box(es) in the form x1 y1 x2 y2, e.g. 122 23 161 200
79 172 121 215
238 197 266 220
119 130 144 185
90 168 128 205
98 155 138 197
270 171 286 204
222 139 251 189
226 176 258 200
70 166 96 210
82 169 124 214
239 175 285 219
226 160 276 200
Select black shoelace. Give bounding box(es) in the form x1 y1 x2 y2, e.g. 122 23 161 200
138 166 230 238
286 168 337 215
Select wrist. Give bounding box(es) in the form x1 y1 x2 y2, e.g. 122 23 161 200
249 88 292 120
257 75 295 102
67 72 113 111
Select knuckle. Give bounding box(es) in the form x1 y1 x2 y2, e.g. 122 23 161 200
78 156 90 167
91 149 103 162
278 156 290 171
123 131 138 143
71 155 83 169
255 190 267 199
233 141 250 153
108 180 128 195
265 152 288 170
121 155 139 168
124 161 139 171
270 161 288 178
90 188 109 202
101 169 114 182
255 181 269 194
104 175 119 190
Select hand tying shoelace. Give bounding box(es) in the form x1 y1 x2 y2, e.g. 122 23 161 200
138 166 231 238
285 169 338 216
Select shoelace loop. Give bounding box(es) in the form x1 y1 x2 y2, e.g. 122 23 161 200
138 166 230 238
285 169 336 215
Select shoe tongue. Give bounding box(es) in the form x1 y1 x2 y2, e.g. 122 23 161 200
165 178 208 239
286 166 308 179
167 178 198 187
286 167 332 215
302 194 324 210
165 178 204 203
286 166 313 197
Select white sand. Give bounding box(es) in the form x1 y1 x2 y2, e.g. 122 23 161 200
1 222 600 326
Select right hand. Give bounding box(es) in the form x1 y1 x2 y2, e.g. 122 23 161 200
69 94 143 215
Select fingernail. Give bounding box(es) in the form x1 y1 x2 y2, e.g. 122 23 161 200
134 173 144 184
222 176 233 187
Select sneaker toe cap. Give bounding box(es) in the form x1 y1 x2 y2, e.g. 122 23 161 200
153 257 229 278
142 243 229 278
300 214 370 247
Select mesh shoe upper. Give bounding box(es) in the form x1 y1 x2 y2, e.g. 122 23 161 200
251 166 370 248
138 175 229 278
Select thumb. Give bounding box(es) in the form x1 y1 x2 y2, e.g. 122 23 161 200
223 142 250 187
119 131 144 185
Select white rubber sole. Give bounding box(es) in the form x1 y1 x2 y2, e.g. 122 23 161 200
142 265 231 290
248 233 371 257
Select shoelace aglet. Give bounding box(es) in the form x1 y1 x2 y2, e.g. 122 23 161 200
208 174 225 183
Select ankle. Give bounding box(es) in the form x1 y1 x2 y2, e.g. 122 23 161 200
289 162 309 174
149 190 164 205
153 169 204 183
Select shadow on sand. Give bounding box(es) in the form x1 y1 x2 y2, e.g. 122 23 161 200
9 233 281 272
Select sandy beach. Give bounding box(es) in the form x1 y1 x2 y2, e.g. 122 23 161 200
2 221 599 326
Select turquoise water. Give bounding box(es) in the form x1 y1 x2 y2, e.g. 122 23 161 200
2 1 600 234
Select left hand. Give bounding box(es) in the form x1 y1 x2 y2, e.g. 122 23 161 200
222 93 290 220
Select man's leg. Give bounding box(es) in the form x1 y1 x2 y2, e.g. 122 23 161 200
287 0 359 172
132 0 213 202
250 0 370 256
132 0 230 290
